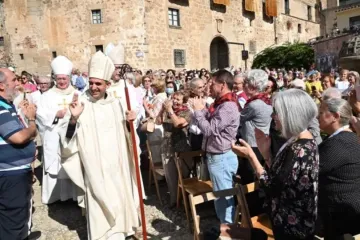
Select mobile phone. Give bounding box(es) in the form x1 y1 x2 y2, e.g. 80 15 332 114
311 86 316 92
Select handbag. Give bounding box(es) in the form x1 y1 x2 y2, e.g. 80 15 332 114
198 156 210 181
140 118 155 133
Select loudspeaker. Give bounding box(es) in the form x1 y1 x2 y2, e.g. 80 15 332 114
242 50 249 60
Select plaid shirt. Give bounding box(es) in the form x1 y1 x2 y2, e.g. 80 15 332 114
194 101 240 154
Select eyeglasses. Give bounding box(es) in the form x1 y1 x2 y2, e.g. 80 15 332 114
143 79 151 82
21 77 26 80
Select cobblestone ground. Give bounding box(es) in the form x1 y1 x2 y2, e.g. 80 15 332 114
31 161 218 240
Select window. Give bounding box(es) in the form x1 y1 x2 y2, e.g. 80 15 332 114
339 0 360 6
262 2 273 23
349 15 360 28
168 8 180 27
52 51 57 59
20 54 24 60
91 9 102 24
95 45 104 52
0 37 4 47
284 0 290 14
298 24 302 33
307 6 312 21
174 49 185 67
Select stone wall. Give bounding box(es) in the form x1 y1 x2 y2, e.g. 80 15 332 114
1 0 320 75
2 0 146 75
312 33 352 72
145 0 320 71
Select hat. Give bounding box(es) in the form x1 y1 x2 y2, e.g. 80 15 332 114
8 67 15 72
51 56 73 75
107 42 125 65
88 51 115 82
289 79 305 90
104 42 115 56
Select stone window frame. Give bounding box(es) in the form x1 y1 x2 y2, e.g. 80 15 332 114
0 36 4 47
168 8 180 28
174 49 186 68
298 23 302 33
91 9 102 24
284 0 290 15
307 5 312 21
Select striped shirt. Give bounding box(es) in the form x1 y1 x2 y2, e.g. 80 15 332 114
0 96 35 176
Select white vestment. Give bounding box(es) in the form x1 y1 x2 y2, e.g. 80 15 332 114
61 92 140 240
107 81 146 199
36 86 78 204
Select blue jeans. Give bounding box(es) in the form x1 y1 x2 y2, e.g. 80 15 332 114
206 151 238 224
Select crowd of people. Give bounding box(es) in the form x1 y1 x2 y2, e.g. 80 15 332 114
1 42 360 240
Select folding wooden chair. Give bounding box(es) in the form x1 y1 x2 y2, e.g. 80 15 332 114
194 184 253 240
174 151 213 231
233 177 274 240
146 140 165 205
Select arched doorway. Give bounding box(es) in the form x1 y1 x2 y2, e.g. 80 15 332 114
210 36 229 70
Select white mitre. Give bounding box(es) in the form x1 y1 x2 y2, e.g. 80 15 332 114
88 51 115 82
51 56 73 75
107 42 125 65
104 42 115 56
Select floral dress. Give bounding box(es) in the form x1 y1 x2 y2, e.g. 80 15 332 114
259 138 319 239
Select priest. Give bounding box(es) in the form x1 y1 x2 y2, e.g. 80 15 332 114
61 51 140 240
105 42 146 199
36 56 78 204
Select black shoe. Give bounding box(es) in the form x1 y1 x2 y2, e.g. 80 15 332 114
27 231 41 240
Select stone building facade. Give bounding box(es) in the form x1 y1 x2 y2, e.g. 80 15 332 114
0 0 321 75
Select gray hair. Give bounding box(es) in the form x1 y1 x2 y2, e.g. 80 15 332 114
245 69 268 92
189 77 204 89
38 76 51 83
324 98 353 126
273 89 318 139
348 71 360 83
124 72 136 85
322 87 342 101
234 73 246 81
0 71 5 83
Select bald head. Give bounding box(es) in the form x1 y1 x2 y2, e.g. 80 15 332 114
0 68 17 101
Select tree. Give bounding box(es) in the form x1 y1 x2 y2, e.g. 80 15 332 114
252 42 314 70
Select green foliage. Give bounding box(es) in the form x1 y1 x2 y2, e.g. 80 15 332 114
252 42 314 70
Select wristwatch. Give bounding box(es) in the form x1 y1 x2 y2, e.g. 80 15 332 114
28 119 36 122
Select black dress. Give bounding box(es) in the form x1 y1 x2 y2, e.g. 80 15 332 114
318 131 360 238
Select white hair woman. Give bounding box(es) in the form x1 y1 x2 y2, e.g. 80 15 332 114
232 89 319 240
238 69 272 184
318 98 360 238
342 70 360 97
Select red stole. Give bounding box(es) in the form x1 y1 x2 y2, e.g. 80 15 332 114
245 93 271 107
209 92 240 116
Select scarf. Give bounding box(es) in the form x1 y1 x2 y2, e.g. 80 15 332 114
208 92 240 115
245 93 271 107
173 104 188 116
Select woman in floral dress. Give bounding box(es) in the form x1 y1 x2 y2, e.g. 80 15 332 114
232 89 319 240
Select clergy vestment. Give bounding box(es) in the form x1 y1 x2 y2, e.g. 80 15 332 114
61 91 140 240
107 80 147 199
36 86 78 204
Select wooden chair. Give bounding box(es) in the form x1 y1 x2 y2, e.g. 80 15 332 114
146 141 165 205
233 178 274 240
193 184 253 240
174 151 213 231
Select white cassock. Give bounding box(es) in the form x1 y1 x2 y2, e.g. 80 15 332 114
36 86 78 204
107 80 146 199
61 91 140 240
